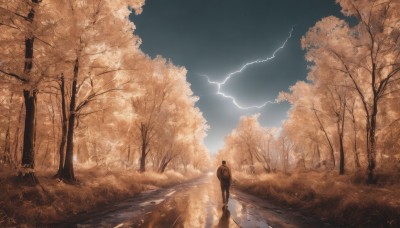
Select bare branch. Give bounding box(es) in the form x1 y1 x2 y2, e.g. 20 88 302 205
0 69 28 82
0 6 28 20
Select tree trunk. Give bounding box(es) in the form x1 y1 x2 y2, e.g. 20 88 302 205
366 61 378 184
19 90 38 184
159 157 172 173
3 127 11 165
247 146 254 166
261 153 271 173
94 142 98 165
18 0 40 185
264 140 271 173
127 144 130 164
159 163 168 173
367 103 378 184
313 109 335 168
281 138 288 173
351 116 361 169
55 75 67 178
353 132 360 169
13 103 24 167
48 95 57 168
140 138 146 172
41 134 50 168
338 104 346 175
139 123 149 173
339 135 345 175
313 144 321 167
3 94 14 165
61 58 79 182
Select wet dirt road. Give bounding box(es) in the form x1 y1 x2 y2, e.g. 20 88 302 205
60 173 335 228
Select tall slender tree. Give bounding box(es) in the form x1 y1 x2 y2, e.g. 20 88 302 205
302 0 400 183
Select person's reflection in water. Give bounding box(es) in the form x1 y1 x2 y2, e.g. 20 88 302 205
217 206 231 228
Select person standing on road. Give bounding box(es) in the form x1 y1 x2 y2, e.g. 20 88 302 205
216 160 232 205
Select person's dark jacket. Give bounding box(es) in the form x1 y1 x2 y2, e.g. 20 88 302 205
216 164 232 185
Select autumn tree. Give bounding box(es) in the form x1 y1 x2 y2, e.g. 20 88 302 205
0 0 63 184
315 84 349 174
1 0 209 183
302 0 400 183
0 89 23 167
131 57 172 173
279 82 335 170
155 96 207 173
52 0 145 182
217 115 283 174
131 56 209 173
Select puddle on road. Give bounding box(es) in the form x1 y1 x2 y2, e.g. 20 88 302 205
165 190 176 197
133 177 272 228
72 176 276 228
73 188 174 228
228 197 272 228
138 199 164 207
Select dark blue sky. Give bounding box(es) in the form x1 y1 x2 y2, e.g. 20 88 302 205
131 0 343 154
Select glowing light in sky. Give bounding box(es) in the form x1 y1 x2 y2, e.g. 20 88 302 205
202 28 293 110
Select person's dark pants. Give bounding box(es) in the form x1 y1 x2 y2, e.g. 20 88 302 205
220 182 230 204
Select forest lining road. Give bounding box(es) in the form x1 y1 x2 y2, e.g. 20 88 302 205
55 173 336 228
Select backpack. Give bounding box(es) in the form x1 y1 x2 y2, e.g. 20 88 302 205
220 166 230 180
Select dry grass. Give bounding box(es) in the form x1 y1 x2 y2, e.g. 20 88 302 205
0 167 200 227
234 171 400 227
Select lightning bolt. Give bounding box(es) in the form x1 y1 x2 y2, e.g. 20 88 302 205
202 28 293 110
